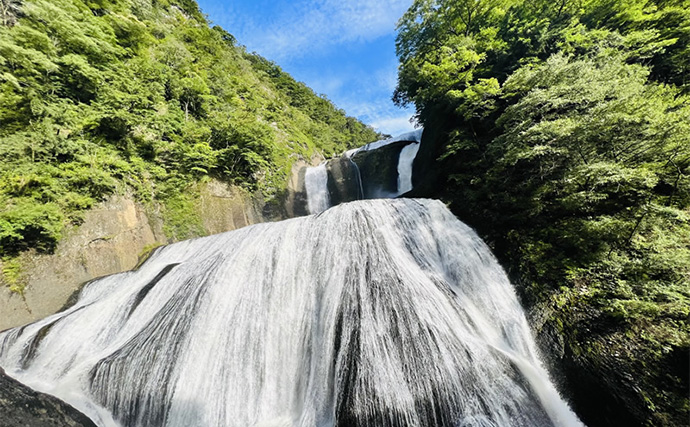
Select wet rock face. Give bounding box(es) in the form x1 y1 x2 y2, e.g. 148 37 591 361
352 142 405 199
0 367 96 427
326 157 362 206
290 130 425 215
0 181 270 331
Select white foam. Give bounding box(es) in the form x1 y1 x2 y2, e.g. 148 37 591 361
0 199 583 427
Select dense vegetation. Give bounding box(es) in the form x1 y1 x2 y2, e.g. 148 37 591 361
0 0 378 273
396 0 689 425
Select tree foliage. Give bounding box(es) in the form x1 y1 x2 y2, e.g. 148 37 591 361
396 0 689 425
0 0 379 256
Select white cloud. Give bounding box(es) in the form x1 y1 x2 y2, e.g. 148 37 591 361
236 0 412 60
369 114 417 136
340 96 417 136
199 0 416 135
296 59 414 136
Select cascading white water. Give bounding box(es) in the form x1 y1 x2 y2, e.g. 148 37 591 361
396 142 420 195
348 158 364 199
338 128 423 201
304 164 330 214
345 128 423 158
0 199 584 427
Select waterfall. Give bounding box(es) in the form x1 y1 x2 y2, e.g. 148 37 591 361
348 158 364 199
304 164 330 214
396 142 420 195
345 128 423 158
0 199 584 427
317 128 423 205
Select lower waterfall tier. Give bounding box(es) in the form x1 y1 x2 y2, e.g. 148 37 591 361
0 199 583 427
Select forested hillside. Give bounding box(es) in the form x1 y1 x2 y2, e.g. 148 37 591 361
0 0 379 280
396 0 689 425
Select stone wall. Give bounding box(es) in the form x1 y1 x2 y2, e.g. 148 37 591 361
0 180 268 331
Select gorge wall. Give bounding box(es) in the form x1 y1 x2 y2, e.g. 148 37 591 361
0 181 270 331
1 129 427 332
289 130 424 216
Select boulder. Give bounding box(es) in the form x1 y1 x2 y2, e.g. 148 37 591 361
0 367 96 427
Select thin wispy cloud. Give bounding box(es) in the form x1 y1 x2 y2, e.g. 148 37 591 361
370 115 417 136
226 0 411 60
296 55 416 135
198 0 415 136
343 98 417 136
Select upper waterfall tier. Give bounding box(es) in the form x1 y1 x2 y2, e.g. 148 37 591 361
0 199 583 427
302 129 424 214
344 129 423 158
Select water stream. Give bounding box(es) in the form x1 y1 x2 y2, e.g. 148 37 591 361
305 129 424 212
396 142 420 195
0 199 583 427
305 163 331 214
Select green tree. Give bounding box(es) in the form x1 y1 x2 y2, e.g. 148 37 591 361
396 0 690 425
0 0 379 282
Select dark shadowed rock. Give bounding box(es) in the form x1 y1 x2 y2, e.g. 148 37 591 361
352 142 405 199
0 367 96 427
326 157 362 206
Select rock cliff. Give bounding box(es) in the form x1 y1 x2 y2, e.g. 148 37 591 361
0 181 267 331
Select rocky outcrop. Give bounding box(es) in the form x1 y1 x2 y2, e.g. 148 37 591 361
284 160 310 218
0 367 96 427
198 180 267 234
283 156 327 218
351 142 407 199
0 180 268 331
289 132 425 215
325 157 362 206
407 121 445 198
0 196 163 331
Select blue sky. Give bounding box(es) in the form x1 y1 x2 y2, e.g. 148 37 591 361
195 0 417 136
